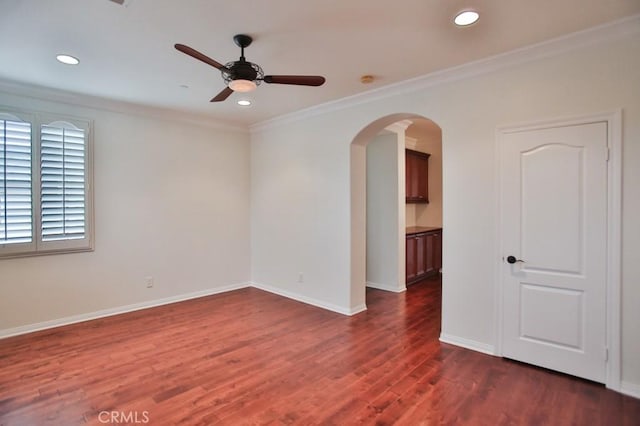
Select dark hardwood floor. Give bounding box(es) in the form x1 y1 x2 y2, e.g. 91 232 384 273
1 278 638 425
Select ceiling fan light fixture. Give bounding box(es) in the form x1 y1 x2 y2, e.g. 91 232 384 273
454 10 480 26
228 79 257 92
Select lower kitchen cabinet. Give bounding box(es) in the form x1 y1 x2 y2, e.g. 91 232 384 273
406 227 442 284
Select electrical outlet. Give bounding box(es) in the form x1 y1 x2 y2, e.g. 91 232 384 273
145 276 154 288
298 272 304 283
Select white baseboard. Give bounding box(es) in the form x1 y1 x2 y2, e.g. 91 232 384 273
0 280 368 340
366 281 407 293
0 282 250 339
251 281 365 316
350 303 368 315
439 333 497 356
620 381 640 399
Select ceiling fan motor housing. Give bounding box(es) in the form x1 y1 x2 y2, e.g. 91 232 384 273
222 60 264 85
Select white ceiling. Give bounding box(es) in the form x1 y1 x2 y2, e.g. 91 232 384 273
1 0 639 127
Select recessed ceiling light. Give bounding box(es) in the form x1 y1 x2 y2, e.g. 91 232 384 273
56 54 80 65
454 10 479 26
237 100 251 106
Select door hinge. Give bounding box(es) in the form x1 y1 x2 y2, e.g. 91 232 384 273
606 147 610 162
604 347 609 362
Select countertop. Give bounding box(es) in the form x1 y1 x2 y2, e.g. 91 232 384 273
406 226 442 235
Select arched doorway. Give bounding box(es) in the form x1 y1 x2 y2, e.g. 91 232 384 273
350 113 442 310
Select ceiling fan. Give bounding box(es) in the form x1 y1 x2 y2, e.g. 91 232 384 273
175 34 326 102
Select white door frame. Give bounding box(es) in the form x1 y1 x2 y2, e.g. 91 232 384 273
494 110 622 391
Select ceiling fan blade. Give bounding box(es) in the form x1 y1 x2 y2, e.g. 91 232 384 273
263 75 326 86
175 43 227 70
210 87 233 102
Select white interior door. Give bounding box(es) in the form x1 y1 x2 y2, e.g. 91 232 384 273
500 121 608 383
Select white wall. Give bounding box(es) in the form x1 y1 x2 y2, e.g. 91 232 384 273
250 30 640 389
250 117 355 313
366 133 402 292
0 90 251 334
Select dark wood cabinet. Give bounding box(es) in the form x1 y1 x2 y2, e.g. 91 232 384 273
405 149 430 203
406 235 418 283
406 227 442 284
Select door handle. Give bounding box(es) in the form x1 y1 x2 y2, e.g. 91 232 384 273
506 256 525 264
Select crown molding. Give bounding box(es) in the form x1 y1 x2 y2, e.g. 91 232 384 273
385 119 413 134
404 136 418 150
0 79 248 133
250 14 640 134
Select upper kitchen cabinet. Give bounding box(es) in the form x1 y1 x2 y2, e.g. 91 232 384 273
405 149 430 203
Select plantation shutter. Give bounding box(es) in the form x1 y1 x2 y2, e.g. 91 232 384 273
40 123 86 241
0 118 33 245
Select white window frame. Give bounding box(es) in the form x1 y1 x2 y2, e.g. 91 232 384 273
0 107 94 259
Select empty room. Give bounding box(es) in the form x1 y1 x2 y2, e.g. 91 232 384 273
1 1 639 424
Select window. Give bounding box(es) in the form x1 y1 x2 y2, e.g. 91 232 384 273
0 109 93 258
